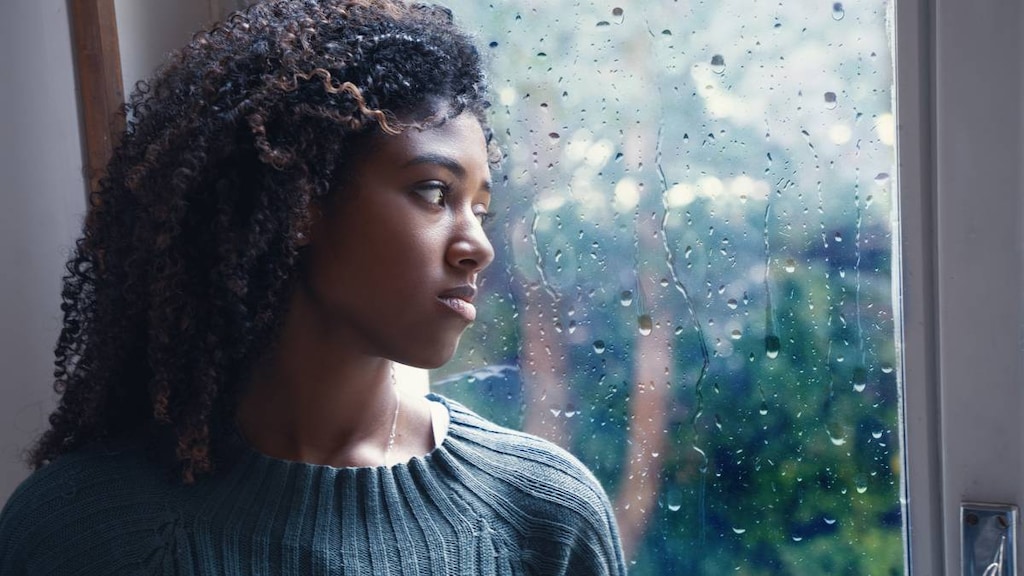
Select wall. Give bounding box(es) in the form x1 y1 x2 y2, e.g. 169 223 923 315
114 0 213 100
0 0 87 501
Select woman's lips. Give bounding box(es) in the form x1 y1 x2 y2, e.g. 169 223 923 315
438 296 477 322
438 284 477 322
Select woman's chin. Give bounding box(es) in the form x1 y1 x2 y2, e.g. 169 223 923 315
396 336 462 370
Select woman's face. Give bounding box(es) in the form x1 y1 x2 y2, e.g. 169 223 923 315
303 111 495 368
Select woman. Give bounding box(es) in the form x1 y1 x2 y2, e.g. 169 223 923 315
0 0 625 574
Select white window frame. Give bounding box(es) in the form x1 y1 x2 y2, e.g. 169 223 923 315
895 0 941 571
897 0 1024 573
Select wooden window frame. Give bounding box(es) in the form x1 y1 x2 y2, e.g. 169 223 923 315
68 0 124 195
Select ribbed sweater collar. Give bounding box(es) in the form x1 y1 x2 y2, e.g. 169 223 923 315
169 394 495 573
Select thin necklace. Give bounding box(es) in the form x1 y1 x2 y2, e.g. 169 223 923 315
383 365 401 466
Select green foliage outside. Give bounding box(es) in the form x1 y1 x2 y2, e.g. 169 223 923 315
433 1 902 574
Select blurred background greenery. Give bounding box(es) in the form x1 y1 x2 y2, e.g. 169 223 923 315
431 1 901 574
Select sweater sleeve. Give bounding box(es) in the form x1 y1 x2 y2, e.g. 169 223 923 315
585 487 628 575
0 488 28 576
444 407 628 575
0 444 180 576
0 465 55 576
554 465 627 576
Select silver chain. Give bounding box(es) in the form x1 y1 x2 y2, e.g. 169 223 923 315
383 365 401 466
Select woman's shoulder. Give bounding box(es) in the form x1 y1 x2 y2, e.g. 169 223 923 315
433 394 616 520
3 437 167 509
431 394 626 574
0 439 174 574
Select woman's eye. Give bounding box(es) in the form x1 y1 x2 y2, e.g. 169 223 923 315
474 208 494 225
414 182 447 206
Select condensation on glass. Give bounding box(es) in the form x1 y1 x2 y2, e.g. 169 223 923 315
420 1 900 574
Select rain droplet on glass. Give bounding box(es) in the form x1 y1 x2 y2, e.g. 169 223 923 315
665 489 682 512
832 2 845 20
852 366 867 392
620 290 633 306
710 54 726 74
784 259 797 273
593 340 606 354
824 91 838 109
638 314 653 336
765 335 781 359
855 476 868 494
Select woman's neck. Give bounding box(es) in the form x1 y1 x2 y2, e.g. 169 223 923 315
235 289 399 467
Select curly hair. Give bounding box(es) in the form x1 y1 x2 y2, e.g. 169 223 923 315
30 0 491 483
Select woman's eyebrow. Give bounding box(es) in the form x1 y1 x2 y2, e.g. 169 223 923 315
402 153 492 192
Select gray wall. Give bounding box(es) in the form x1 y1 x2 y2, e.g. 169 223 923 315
0 0 87 502
115 0 214 101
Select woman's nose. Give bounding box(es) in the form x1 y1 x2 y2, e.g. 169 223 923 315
447 213 495 274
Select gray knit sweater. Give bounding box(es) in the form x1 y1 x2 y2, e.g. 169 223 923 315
0 395 626 575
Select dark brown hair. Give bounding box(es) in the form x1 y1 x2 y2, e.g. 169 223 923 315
31 0 490 482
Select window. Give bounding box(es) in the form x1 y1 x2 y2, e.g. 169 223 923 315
433 2 903 573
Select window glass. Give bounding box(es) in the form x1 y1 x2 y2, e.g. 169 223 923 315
432 1 902 574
